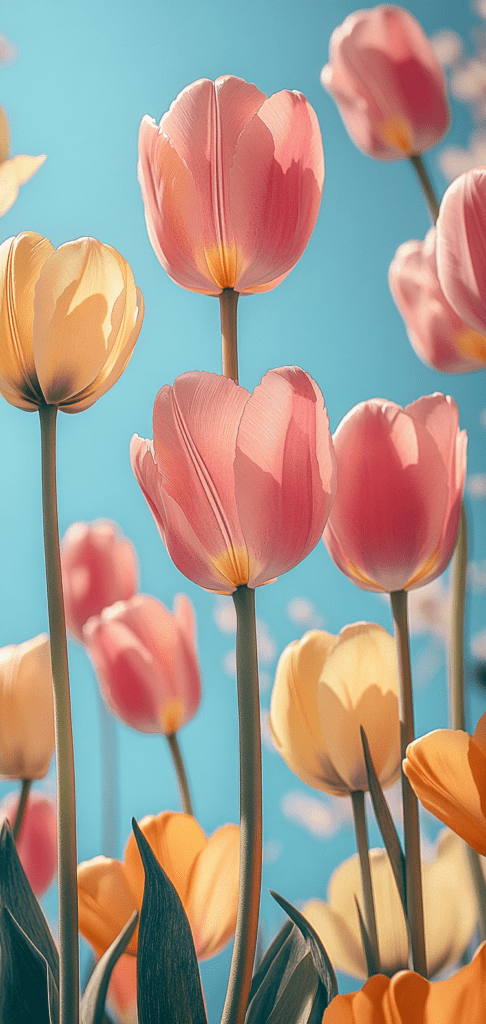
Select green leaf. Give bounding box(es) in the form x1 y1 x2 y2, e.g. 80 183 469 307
81 910 138 1024
0 821 59 983
354 896 376 979
270 890 337 1001
248 919 293 1005
1 907 58 1024
132 818 207 1024
360 727 407 916
246 924 310 1024
264 952 319 1024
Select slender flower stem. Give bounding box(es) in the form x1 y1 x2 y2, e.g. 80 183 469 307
12 778 32 842
97 687 118 857
351 790 381 976
39 404 79 1024
166 732 194 816
409 154 440 224
449 504 467 732
220 287 239 383
390 589 427 977
221 585 262 1024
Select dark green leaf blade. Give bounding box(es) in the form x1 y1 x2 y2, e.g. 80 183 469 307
1 907 57 1024
270 890 337 1002
360 726 407 915
354 896 376 979
132 818 207 1024
81 910 138 1024
248 919 293 1004
246 925 309 1024
265 952 319 1024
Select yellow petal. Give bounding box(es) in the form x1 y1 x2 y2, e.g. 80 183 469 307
0 155 46 217
0 634 54 779
0 232 53 409
77 856 138 958
422 829 477 975
303 898 367 979
185 823 239 959
124 811 207 909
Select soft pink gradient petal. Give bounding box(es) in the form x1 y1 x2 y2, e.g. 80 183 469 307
436 168 486 335
0 791 57 898
235 367 336 586
61 520 139 643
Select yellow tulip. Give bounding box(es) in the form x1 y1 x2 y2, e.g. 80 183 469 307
303 829 476 979
0 231 143 413
0 634 54 780
269 623 401 795
0 106 45 217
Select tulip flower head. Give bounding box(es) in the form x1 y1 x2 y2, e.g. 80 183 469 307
322 5 450 160
0 634 54 780
61 520 139 643
0 790 57 898
0 231 143 413
131 368 336 594
270 622 401 795
78 811 239 961
436 167 486 337
138 75 324 294
84 593 201 734
323 394 467 593
0 106 45 217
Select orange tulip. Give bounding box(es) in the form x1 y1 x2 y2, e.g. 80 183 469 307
322 939 486 1023
403 713 486 855
77 811 239 960
0 634 54 780
0 231 143 413
0 106 45 217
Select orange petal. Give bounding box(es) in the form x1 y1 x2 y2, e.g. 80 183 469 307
77 856 138 958
0 231 52 409
186 823 239 959
124 811 207 909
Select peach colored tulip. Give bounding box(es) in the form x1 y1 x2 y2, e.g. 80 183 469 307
436 168 486 337
270 623 400 795
138 75 324 295
404 713 486 855
322 940 486 1023
389 228 486 373
303 829 476 980
131 368 336 594
0 634 54 780
321 6 449 161
77 811 239 961
0 106 45 217
0 231 143 413
323 394 467 593
61 520 139 643
84 593 201 734
0 790 57 898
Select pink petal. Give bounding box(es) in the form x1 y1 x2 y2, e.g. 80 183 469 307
0 791 57 898
61 520 139 643
436 168 486 335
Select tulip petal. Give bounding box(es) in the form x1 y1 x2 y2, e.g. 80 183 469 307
423 830 477 976
303 899 367 979
425 940 486 1023
0 154 46 217
186 824 239 959
77 857 138 958
0 634 54 780
0 792 57 899
436 168 486 335
0 232 52 409
124 812 207 910
322 974 389 1023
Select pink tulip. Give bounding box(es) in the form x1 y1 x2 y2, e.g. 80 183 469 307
436 167 486 336
389 227 486 373
61 521 139 643
84 594 201 734
138 75 324 295
0 790 57 898
323 394 467 593
131 368 336 594
321 6 449 160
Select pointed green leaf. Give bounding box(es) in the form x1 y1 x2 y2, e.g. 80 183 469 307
264 952 319 1024
132 818 207 1024
270 890 337 1001
0 821 59 984
248 919 293 1004
1 907 58 1024
81 910 138 1024
360 727 407 915
354 896 377 979
246 925 310 1024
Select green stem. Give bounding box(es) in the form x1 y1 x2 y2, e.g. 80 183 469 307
449 504 467 731
409 154 440 224
12 778 32 842
97 687 118 857
221 585 262 1024
351 790 381 976
219 288 239 383
390 589 427 977
166 732 194 816
39 404 79 1024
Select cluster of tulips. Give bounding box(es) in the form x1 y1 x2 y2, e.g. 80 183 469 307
2 4 486 1024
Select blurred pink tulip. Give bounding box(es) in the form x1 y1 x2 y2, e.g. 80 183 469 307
323 394 466 593
61 520 139 643
138 75 324 295
389 227 486 373
84 594 201 734
0 790 57 898
436 167 486 336
131 368 336 594
321 6 449 160
108 954 137 1024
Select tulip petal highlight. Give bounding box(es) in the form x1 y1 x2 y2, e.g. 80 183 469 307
436 167 486 336
61 519 138 643
0 634 54 780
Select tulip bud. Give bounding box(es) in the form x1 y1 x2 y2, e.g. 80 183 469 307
270 623 401 795
0 634 54 780
0 232 144 413
61 520 139 643
0 790 57 898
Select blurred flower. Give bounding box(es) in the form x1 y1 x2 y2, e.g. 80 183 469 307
323 394 467 593
61 520 139 643
0 790 57 898
108 954 137 1024
389 227 486 373
407 577 450 642
322 940 486 1022
321 6 449 160
436 168 486 337
429 30 462 68
0 38 18 65
138 75 323 295
131 368 336 594
304 829 476 979
439 130 486 183
269 623 400 795
78 811 239 960
0 634 54 780
84 593 201 734
0 231 143 413
404 713 486 855
0 106 45 217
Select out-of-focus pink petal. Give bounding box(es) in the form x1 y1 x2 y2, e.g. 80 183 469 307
0 791 57 898
436 168 486 335
61 520 138 643
174 593 196 645
108 954 137 1024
